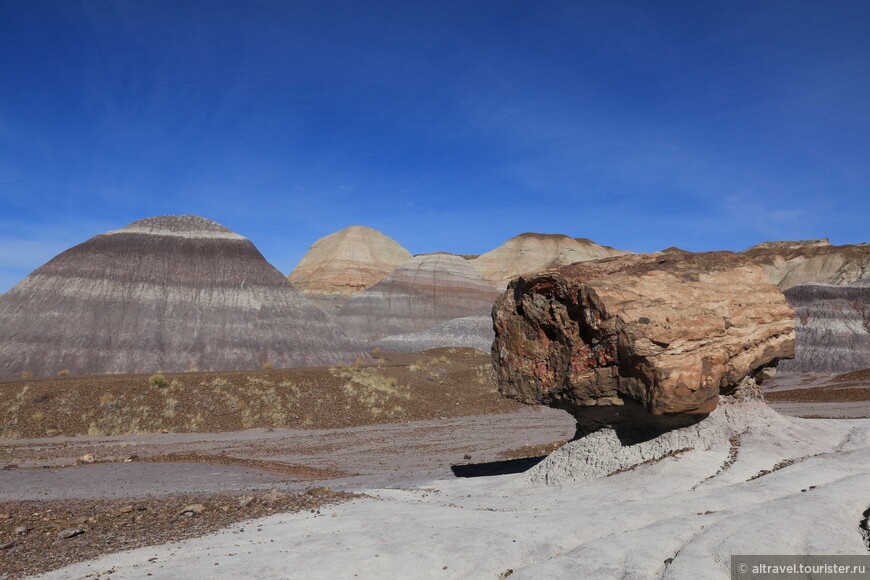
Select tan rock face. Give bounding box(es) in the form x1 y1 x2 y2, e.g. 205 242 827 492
336 253 501 343
742 239 870 289
492 251 795 419
0 215 367 378
288 226 412 314
471 233 628 290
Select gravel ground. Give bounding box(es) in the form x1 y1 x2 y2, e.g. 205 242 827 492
0 488 356 579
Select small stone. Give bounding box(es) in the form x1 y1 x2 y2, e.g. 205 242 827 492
0 513 10 520
57 527 84 539
119 505 134 514
77 453 95 464
0 540 15 550
261 489 284 504
238 496 255 508
178 504 206 516
14 526 28 535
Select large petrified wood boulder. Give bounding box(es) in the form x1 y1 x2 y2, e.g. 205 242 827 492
492 251 795 423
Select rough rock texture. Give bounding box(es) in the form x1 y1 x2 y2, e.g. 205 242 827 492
0 215 367 378
743 239 870 290
492 251 795 419
336 253 501 343
526 377 774 486
372 313 494 353
288 226 412 315
471 232 628 290
779 283 870 374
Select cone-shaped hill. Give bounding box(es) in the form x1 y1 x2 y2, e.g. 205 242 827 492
471 233 629 289
288 226 412 315
335 253 501 343
0 215 367 378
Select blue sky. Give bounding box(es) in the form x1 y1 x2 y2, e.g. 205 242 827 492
1 1 869 292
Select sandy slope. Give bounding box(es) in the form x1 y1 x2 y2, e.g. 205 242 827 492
37 405 870 579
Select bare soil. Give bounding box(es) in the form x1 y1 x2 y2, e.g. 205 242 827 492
0 348 519 439
0 488 356 579
0 347 581 578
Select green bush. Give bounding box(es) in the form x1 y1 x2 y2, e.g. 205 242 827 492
148 373 169 388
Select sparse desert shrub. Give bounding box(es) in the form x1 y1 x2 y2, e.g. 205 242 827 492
331 366 410 417
31 411 45 423
21 370 32 379
148 373 169 388
57 369 71 377
263 360 274 370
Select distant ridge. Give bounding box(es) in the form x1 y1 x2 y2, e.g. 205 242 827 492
470 232 629 289
742 239 870 289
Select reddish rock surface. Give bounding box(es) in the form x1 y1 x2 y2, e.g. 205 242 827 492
492 251 795 418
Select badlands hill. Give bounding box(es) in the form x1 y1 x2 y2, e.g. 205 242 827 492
779 282 870 374
742 240 870 374
288 226 412 315
0 215 366 379
742 238 870 289
335 253 501 342
471 232 629 289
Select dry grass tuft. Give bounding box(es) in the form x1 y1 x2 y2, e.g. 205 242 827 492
148 373 169 388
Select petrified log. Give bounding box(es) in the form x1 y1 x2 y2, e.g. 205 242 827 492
492 251 795 425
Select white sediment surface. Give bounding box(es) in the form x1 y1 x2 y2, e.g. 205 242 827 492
38 402 870 579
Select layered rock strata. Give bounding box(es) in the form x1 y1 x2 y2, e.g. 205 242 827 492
0 215 367 378
779 283 870 374
288 226 412 315
336 253 501 343
372 313 494 353
492 251 795 425
471 232 628 290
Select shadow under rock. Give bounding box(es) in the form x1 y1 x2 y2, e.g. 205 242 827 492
451 456 547 478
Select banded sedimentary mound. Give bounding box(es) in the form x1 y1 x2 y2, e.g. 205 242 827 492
743 239 870 290
471 232 628 290
492 251 795 424
336 253 501 343
288 226 412 315
742 240 870 373
372 313 494 353
0 215 366 378
778 283 870 374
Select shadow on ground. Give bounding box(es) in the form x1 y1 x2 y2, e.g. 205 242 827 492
450 456 546 477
